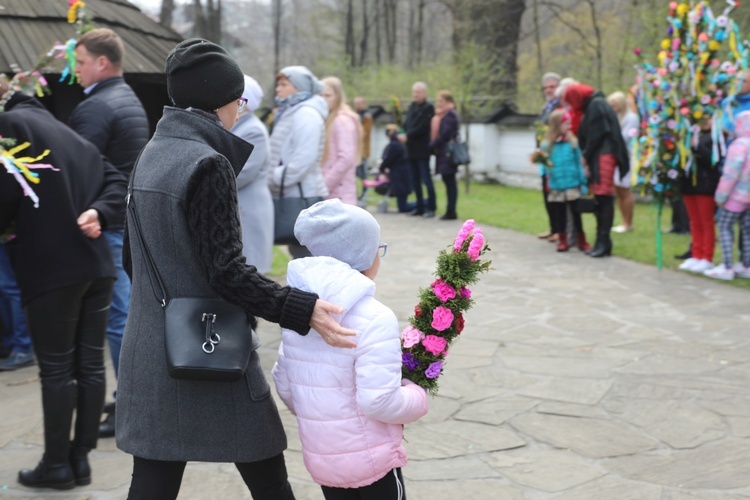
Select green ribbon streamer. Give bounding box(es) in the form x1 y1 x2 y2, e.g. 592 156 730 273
656 198 664 270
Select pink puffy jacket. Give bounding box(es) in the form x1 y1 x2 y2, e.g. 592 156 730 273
717 111 750 213
322 112 360 205
273 257 428 489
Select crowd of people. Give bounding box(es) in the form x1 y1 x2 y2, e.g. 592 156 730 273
0 32 442 500
533 72 750 279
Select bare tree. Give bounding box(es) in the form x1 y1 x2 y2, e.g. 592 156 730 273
192 0 222 44
272 0 282 73
532 0 542 76
359 0 370 66
384 0 397 63
345 0 356 66
415 0 426 67
375 0 382 64
159 0 175 28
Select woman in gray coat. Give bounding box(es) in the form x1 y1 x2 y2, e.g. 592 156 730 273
232 75 274 273
116 39 354 500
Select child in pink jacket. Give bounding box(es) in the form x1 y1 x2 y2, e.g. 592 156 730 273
705 111 750 280
273 199 428 499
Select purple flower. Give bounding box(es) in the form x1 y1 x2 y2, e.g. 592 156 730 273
425 361 443 379
402 352 420 371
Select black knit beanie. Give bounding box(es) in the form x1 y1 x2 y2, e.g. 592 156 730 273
165 38 244 111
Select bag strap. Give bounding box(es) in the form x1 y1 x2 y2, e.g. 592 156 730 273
127 152 169 307
279 164 305 198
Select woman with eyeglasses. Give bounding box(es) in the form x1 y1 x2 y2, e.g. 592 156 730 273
116 39 356 500
273 199 428 500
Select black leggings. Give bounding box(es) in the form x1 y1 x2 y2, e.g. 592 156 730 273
442 173 458 215
321 468 405 500
127 453 294 500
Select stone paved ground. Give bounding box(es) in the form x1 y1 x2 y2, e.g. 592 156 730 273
2 209 750 499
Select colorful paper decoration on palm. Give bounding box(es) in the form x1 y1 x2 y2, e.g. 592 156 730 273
0 137 59 209
401 220 491 394
632 0 747 268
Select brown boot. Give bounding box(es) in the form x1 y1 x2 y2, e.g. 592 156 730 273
556 232 569 252
577 232 591 252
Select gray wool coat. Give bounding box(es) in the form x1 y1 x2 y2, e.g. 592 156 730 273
116 107 294 463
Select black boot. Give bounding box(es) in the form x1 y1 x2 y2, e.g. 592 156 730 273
18 456 75 490
69 445 91 486
590 195 614 258
19 348 77 489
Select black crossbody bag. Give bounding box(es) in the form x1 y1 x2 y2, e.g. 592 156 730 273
127 159 253 382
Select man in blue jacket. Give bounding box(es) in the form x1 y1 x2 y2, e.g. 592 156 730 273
69 27 150 438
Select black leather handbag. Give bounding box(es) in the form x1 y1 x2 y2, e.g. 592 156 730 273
273 166 323 245
446 138 471 167
574 195 598 214
127 169 253 382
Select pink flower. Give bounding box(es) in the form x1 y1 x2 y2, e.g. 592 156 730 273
460 287 471 299
432 279 456 302
401 326 425 348
422 335 447 356
453 219 475 252
431 306 454 331
468 229 484 261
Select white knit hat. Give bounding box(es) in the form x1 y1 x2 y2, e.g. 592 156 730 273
294 199 380 271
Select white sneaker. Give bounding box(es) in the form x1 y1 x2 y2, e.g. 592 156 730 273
704 264 734 280
690 259 715 273
679 258 699 271
732 262 750 279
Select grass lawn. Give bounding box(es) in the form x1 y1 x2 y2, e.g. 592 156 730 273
270 181 750 291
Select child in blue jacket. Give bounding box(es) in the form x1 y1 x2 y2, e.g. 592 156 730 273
542 109 590 251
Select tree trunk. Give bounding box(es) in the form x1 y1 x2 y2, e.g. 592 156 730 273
415 0 425 67
532 0 542 76
359 0 370 66
345 0 356 66
375 0 382 64
408 0 415 69
384 0 397 63
192 0 221 44
159 0 174 28
587 0 603 89
273 0 282 73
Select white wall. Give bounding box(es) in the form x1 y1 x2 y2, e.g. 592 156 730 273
368 122 539 189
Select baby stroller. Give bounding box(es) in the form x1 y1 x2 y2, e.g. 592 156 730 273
362 168 391 213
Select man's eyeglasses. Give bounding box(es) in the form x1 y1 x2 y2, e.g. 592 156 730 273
238 97 248 113
378 243 388 257
542 85 557 92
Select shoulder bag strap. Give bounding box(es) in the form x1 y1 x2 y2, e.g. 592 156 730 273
279 163 305 198
127 152 169 307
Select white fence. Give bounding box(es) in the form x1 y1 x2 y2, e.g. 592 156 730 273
369 123 539 189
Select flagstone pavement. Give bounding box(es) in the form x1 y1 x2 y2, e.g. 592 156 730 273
2 208 750 499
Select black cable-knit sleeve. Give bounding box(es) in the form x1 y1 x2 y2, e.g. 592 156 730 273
186 156 317 335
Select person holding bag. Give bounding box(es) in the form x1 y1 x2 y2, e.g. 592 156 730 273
429 90 461 220
268 66 329 258
116 39 355 500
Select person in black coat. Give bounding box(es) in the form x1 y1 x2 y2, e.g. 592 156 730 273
428 90 461 220
678 118 722 270
398 82 436 217
379 124 414 213
0 85 127 490
68 27 150 438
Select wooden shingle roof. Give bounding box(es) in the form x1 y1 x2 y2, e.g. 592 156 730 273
0 0 182 75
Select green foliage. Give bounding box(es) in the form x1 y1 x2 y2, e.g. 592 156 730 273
401 229 492 395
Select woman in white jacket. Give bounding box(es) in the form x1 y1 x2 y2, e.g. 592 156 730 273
273 199 428 499
269 66 328 259
231 75 274 273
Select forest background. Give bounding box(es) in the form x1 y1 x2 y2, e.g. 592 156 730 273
138 0 750 117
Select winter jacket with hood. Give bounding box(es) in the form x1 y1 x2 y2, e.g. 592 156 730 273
269 95 329 199
273 257 428 489
716 111 750 212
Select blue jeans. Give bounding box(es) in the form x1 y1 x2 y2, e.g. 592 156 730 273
104 229 130 378
0 244 32 354
410 158 436 212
